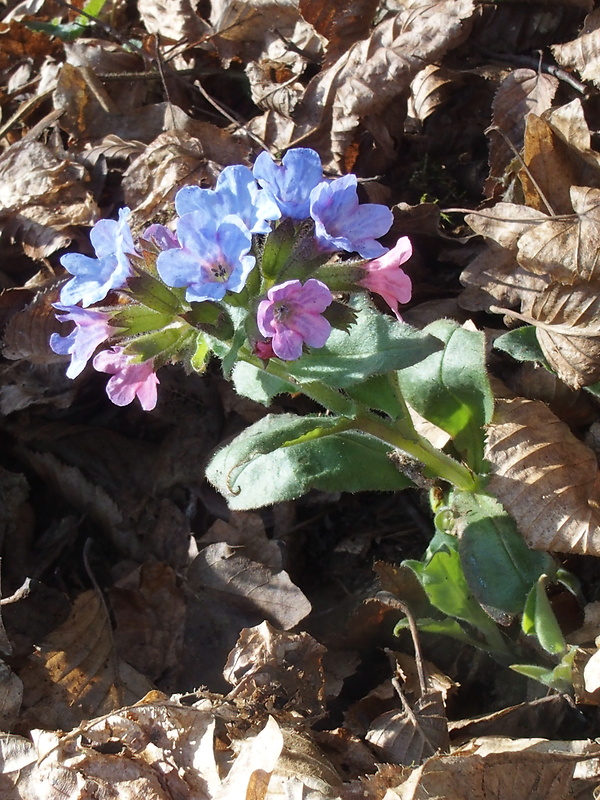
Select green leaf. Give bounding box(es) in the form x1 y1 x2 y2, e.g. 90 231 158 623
394 616 497 652
126 272 185 314
511 648 575 692
522 576 566 655
123 324 195 366
111 304 174 337
404 544 495 633
261 219 295 280
285 297 443 389
206 413 412 509
494 325 546 364
397 319 493 472
231 361 296 405
346 374 405 419
191 334 210 373
452 491 555 615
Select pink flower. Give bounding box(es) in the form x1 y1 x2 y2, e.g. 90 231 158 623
93 346 159 411
357 236 412 320
257 279 333 361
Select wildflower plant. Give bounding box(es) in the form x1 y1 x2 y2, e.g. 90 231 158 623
50 147 576 688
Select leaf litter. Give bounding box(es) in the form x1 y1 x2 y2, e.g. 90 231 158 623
5 0 600 797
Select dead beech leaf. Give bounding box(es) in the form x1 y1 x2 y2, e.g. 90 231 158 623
485 397 600 556
299 0 379 64
517 186 600 282
137 0 210 41
19 589 153 731
188 542 311 629
488 69 558 184
110 562 186 684
408 65 458 128
2 288 66 365
366 690 449 766
524 281 600 388
215 716 284 800
387 737 599 800
223 621 326 717
552 8 600 87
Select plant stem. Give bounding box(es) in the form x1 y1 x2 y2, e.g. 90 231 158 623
353 412 478 492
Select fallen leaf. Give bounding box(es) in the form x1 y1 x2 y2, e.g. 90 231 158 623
366 690 449 766
485 397 600 556
19 589 153 731
552 8 600 87
223 621 326 718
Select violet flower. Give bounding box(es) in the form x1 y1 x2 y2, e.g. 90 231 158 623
93 346 159 411
175 165 280 235
257 278 333 361
357 236 413 320
309 175 393 258
253 148 324 221
50 304 115 379
142 223 179 250
157 211 254 303
59 208 136 307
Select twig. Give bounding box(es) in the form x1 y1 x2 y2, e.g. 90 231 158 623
0 577 32 605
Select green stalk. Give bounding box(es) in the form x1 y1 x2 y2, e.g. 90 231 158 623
353 412 478 492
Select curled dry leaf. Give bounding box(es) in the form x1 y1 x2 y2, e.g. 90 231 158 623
18 589 153 731
385 737 600 800
552 8 600 88
408 65 459 129
0 139 98 258
517 186 600 282
485 397 600 556
366 690 449 766
488 68 558 186
2 289 66 364
137 0 211 41
299 0 379 65
223 620 326 718
524 280 600 388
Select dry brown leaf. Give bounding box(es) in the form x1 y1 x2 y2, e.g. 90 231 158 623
200 512 283 571
0 139 98 257
19 589 153 731
523 280 600 388
2 288 66 365
223 621 326 717
188 542 311 630
366 690 449 766
110 562 186 685
520 113 578 214
517 186 600 282
485 397 600 556
488 69 558 186
299 0 379 64
448 696 573 742
0 661 22 730
408 65 458 128
216 716 284 800
137 0 210 41
552 8 600 87
245 60 305 117
266 725 343 799
386 738 599 800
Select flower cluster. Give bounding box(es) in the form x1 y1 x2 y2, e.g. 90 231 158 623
50 148 412 410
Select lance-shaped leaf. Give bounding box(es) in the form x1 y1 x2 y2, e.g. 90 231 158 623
396 320 493 472
206 413 411 509
452 490 555 616
485 397 600 556
285 297 443 389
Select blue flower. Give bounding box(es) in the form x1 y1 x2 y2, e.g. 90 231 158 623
175 165 280 235
59 208 136 307
253 148 324 221
50 304 115 379
309 175 393 258
156 211 254 303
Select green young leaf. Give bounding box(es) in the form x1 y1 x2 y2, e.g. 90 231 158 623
111 304 175 337
394 616 497 652
126 271 185 314
346 374 405 419
397 319 493 472
206 413 412 509
123 324 195 366
403 544 497 635
231 361 296 406
510 648 575 692
285 297 443 389
260 219 296 280
494 325 547 364
190 334 210 373
522 576 567 655
452 491 555 616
